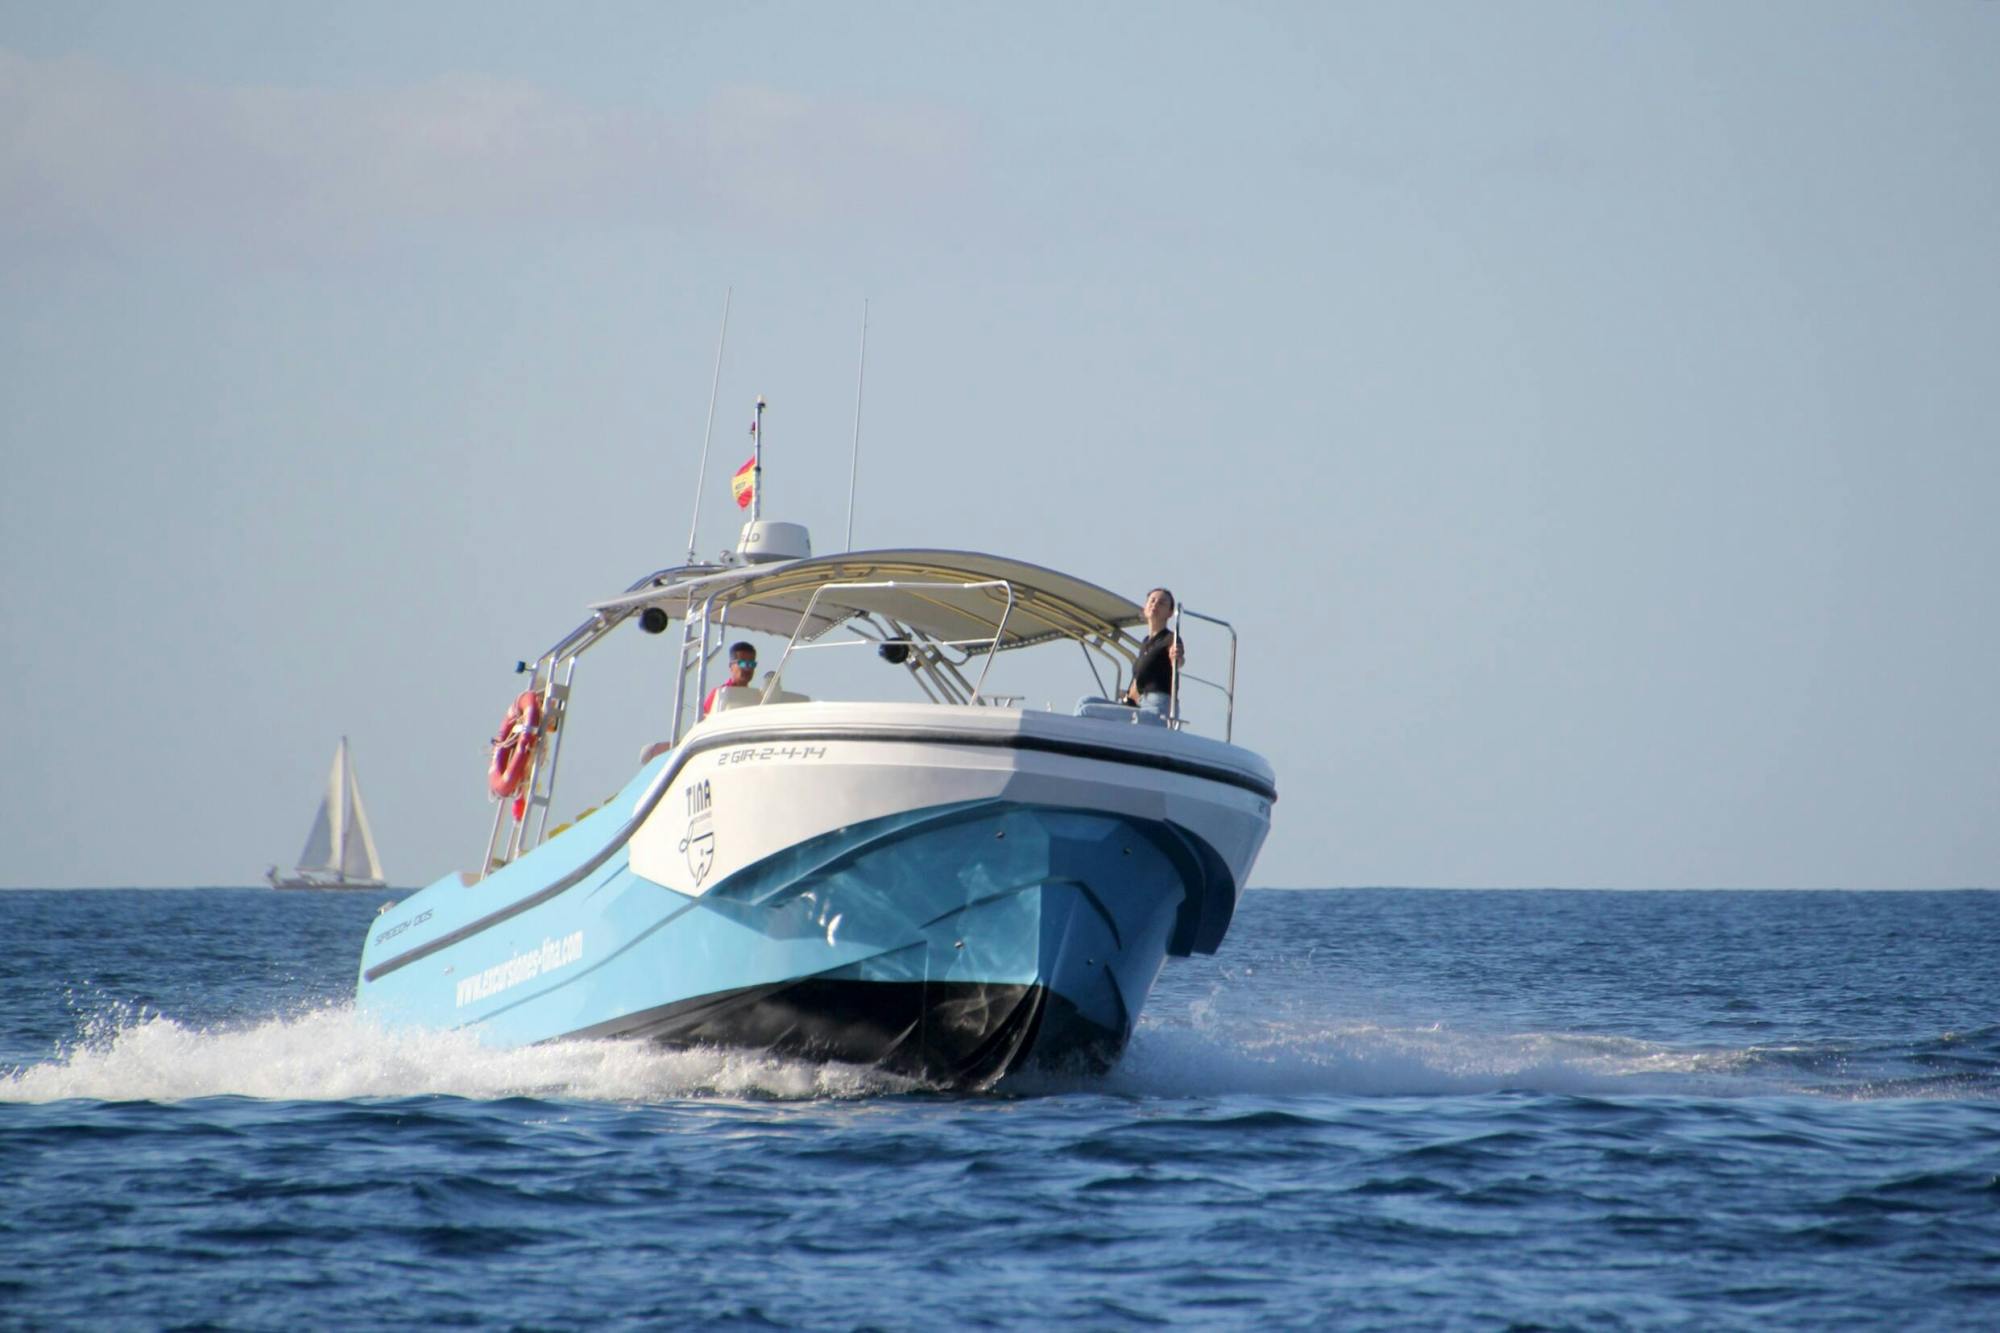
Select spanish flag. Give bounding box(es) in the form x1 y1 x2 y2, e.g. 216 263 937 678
731 456 755 510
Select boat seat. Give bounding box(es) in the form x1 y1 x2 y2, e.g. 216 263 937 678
710 684 812 713
1074 697 1168 726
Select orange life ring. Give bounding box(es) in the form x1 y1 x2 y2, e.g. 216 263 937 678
488 690 542 800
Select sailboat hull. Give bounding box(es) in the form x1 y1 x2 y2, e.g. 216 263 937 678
268 873 390 892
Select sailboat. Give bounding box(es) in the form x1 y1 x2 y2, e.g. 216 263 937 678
267 737 388 890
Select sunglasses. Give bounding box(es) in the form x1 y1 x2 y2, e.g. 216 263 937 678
733 657 757 668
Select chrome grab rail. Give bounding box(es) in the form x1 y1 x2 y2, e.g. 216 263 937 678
1167 607 1238 742
482 657 571 877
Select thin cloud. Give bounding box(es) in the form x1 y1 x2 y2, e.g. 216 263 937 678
0 49 974 257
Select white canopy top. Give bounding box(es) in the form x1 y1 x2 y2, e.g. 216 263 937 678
589 549 1147 652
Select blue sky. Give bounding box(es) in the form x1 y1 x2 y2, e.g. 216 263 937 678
2 3 1994 888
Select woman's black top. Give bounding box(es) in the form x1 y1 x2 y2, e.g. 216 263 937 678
1131 628 1178 697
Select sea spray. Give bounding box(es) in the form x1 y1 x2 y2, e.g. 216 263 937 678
0 1003 915 1105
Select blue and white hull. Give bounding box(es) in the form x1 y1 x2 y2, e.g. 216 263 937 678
357 703 1274 1088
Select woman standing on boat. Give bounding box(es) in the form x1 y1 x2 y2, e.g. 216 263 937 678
1123 587 1185 715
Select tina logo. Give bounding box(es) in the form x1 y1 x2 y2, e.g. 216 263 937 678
679 778 715 886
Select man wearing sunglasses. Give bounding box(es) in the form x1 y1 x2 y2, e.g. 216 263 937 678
703 642 759 717
639 641 763 764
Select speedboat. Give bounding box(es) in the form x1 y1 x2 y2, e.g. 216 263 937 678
355 519 1275 1088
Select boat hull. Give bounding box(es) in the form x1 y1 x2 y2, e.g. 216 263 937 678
357 706 1272 1088
269 875 389 891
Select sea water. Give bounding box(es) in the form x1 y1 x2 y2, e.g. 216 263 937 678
2 888 1996 1330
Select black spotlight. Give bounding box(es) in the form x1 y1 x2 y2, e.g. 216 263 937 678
878 641 910 665
638 607 670 635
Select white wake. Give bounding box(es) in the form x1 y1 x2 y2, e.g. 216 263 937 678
1102 1008 1770 1099
0 1004 914 1105
2 994 1904 1104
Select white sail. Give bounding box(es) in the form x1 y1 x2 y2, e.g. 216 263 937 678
297 751 339 872
276 738 386 887
338 746 384 882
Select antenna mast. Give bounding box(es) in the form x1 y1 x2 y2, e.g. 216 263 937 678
751 395 765 522
845 299 869 551
685 288 732 564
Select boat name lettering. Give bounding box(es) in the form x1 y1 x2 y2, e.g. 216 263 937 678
454 932 585 1007
686 778 711 817
716 745 829 766
373 908 433 947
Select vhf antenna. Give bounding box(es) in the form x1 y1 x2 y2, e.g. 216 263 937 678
684 288 732 564
844 299 869 551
